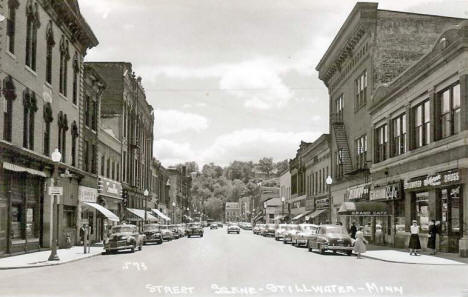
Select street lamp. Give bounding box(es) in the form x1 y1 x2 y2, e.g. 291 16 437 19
326 176 333 223
48 148 62 261
186 207 189 222
172 201 176 223
143 189 149 224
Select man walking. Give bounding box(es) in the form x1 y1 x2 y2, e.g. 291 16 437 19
350 221 357 239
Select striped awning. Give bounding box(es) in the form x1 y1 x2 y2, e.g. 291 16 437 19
2 162 47 177
83 202 120 222
126 208 158 222
292 210 313 221
151 209 171 221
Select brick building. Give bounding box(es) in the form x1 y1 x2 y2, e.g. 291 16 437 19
150 159 171 223
167 166 192 223
0 0 97 255
225 202 240 222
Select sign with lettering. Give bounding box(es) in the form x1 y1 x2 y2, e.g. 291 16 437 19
48 186 63 196
79 186 97 203
315 198 329 209
404 170 460 191
370 182 401 201
98 176 122 199
346 183 371 201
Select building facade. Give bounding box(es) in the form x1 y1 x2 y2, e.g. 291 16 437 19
279 169 291 221
167 166 192 223
225 202 240 222
289 141 310 220
0 0 97 255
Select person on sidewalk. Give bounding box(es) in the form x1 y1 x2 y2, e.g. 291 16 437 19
354 227 368 259
350 222 357 239
409 220 421 256
427 220 439 255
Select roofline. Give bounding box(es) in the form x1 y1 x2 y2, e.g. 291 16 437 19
378 9 468 22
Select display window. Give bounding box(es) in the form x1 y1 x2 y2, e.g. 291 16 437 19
415 192 429 232
440 186 462 236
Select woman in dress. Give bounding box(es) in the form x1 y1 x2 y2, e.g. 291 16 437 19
427 220 438 255
409 220 421 256
353 227 368 259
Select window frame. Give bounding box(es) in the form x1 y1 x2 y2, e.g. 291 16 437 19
392 113 407 157
375 124 388 163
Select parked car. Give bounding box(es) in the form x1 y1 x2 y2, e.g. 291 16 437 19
243 223 253 230
275 224 288 241
227 223 241 234
210 223 218 229
252 225 261 234
283 224 299 244
161 225 174 241
177 224 186 236
105 224 144 254
187 223 204 238
217 222 223 228
291 224 318 247
263 224 276 237
257 224 267 235
307 224 353 255
143 223 163 245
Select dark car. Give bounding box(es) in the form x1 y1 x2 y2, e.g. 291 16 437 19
143 224 163 245
105 224 144 254
217 222 223 228
307 224 353 255
187 223 204 238
169 224 182 239
263 224 276 237
227 223 240 234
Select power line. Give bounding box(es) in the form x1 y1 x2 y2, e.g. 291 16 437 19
145 87 324 92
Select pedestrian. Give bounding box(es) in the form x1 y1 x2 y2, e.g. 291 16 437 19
353 227 368 259
409 220 421 256
427 220 438 255
350 221 357 239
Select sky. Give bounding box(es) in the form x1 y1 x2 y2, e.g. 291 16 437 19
79 0 468 167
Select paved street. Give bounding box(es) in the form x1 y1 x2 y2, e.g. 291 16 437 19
0 227 467 297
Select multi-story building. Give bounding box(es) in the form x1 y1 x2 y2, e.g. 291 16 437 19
225 202 240 222
368 20 468 253
238 196 251 221
167 166 192 223
0 0 97 255
86 62 155 230
289 141 310 221
150 159 171 223
264 198 281 224
279 168 291 221
316 2 466 252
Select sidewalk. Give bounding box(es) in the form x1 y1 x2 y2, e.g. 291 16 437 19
0 246 103 269
362 244 468 265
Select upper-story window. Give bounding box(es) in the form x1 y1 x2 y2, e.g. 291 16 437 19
84 95 90 127
59 37 70 96
355 70 367 110
45 21 55 84
91 100 97 131
71 121 78 167
335 149 344 180
413 100 430 148
25 1 40 71
91 144 97 174
101 155 105 176
439 83 461 139
335 94 344 122
3 76 16 142
355 134 367 169
43 103 53 156
22 89 38 150
392 114 406 156
375 124 387 163
83 140 89 172
57 112 68 162
72 54 79 105
7 0 19 54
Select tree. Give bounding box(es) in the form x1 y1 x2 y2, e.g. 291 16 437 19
275 159 289 175
175 161 199 174
258 157 274 178
204 197 224 220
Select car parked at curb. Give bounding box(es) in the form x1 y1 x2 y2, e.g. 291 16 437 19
105 224 144 254
187 223 204 238
252 224 261 234
143 223 163 245
275 224 288 241
307 224 353 255
210 223 218 229
291 224 318 247
160 225 174 241
283 224 299 244
227 223 240 234
263 224 276 237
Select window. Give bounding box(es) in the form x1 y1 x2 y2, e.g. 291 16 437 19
335 95 344 122
392 114 406 156
71 121 78 167
413 100 430 148
57 112 68 162
22 89 37 150
355 70 367 110
3 76 16 142
375 124 387 163
415 192 429 233
83 140 89 172
72 54 79 105
123 151 127 182
84 95 90 127
101 155 105 176
111 160 115 180
7 0 19 54
439 83 461 139
45 21 55 84
91 144 96 174
59 37 70 96
91 100 97 130
43 103 53 156
106 158 111 178
117 163 120 181
25 2 39 71
355 135 367 169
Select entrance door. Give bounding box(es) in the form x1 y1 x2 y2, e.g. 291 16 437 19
0 201 7 254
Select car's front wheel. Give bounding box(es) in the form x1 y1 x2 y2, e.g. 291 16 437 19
319 244 325 255
131 246 135 253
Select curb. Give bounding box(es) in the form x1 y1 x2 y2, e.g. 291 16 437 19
361 253 466 265
0 251 103 270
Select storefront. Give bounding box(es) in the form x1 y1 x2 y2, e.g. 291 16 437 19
403 169 464 253
310 197 329 224
97 176 123 234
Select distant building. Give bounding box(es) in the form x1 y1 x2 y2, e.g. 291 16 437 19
225 202 240 222
264 198 282 224
279 169 291 221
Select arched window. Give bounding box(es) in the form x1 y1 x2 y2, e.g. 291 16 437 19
22 88 37 149
45 21 55 84
25 1 40 71
3 76 17 141
43 103 53 156
59 36 70 96
72 53 79 105
57 111 68 162
71 121 79 167
7 0 19 54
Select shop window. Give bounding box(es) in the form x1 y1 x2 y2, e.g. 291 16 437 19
439 83 461 139
64 206 76 228
413 100 430 148
415 192 429 233
375 124 387 163
392 114 406 156
25 206 38 239
440 187 462 236
11 203 23 240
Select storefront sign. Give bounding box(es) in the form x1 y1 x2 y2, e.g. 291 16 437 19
346 183 371 201
404 170 460 191
98 177 122 199
79 186 97 203
370 182 401 201
48 186 63 196
315 198 329 209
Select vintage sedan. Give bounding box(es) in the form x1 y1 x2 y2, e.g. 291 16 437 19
105 224 144 254
263 224 276 237
160 225 174 241
291 224 318 247
227 223 241 234
307 224 353 255
187 223 204 238
143 224 163 245
210 223 218 229
252 225 261 234
257 224 267 235
243 223 253 230
283 224 299 244
275 224 288 241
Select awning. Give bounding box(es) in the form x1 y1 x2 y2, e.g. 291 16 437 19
3 162 48 177
274 215 286 221
292 210 313 221
151 209 171 221
338 201 389 216
183 215 193 221
309 209 327 219
126 208 158 222
253 213 263 222
83 202 120 222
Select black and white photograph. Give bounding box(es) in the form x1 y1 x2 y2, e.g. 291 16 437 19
0 0 468 296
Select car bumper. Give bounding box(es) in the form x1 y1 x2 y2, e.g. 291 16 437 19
322 245 353 251
105 243 134 251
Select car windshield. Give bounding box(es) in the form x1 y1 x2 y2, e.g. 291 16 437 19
143 225 160 232
288 225 299 230
111 226 134 233
188 223 201 228
322 226 348 234
300 225 315 231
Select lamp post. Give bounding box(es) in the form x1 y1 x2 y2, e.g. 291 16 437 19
172 201 176 223
281 196 285 222
186 207 189 223
326 176 333 224
143 189 149 224
48 148 62 261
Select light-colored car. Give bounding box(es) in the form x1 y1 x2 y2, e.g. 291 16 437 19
283 224 299 244
275 224 288 241
227 223 241 234
291 224 318 247
105 224 144 254
160 225 174 241
263 224 276 237
143 224 163 245
308 225 353 255
187 223 204 237
253 225 261 234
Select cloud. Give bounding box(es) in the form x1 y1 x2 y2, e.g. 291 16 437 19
154 139 197 167
156 109 209 135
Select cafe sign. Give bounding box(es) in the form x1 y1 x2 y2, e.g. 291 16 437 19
404 170 460 190
346 183 371 201
370 182 401 201
79 186 97 203
98 176 122 199
315 198 329 209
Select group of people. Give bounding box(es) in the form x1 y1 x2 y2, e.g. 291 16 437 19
348 219 440 259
